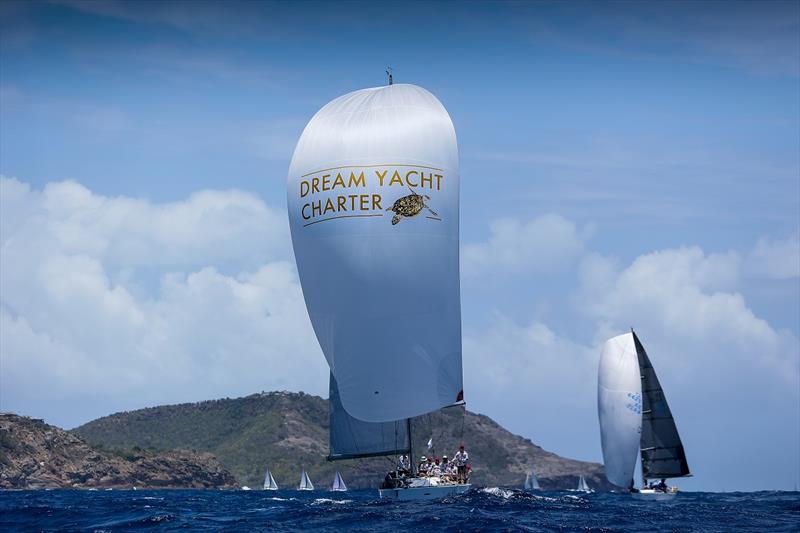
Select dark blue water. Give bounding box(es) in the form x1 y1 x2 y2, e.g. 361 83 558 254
1 488 797 532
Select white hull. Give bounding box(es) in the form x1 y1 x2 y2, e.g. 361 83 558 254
632 489 677 501
379 483 470 500
297 488 314 491
263 487 278 491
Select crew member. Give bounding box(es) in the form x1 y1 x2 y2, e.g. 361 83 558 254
454 444 469 483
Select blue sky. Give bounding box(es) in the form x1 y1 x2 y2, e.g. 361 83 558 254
1 1 798 491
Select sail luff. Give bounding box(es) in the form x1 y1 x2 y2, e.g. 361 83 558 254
633 331 690 480
524 472 531 490
269 471 278 490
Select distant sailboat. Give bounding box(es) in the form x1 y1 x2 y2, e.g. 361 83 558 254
523 468 541 491
263 468 278 490
331 471 348 492
577 475 592 493
298 469 314 491
598 330 690 499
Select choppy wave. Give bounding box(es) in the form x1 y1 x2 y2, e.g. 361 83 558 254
0 489 797 532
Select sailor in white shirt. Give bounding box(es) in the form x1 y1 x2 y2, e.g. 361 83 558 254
453 445 469 483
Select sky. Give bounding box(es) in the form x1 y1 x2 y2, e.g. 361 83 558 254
1 1 798 492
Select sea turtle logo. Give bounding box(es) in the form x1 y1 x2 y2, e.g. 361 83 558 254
386 186 439 225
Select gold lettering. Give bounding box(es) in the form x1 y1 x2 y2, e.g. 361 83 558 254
372 194 382 210
435 174 443 190
421 172 433 189
312 200 322 217
375 169 388 186
359 194 370 210
349 171 366 188
323 198 335 214
311 177 320 194
406 170 419 187
333 173 346 189
337 195 346 211
321 174 331 191
389 170 403 186
348 194 359 210
301 203 311 220
300 180 310 198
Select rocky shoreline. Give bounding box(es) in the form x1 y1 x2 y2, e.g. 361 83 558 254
0 414 237 489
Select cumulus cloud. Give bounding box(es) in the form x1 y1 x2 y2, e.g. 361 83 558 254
462 213 592 278
0 176 325 428
745 233 800 280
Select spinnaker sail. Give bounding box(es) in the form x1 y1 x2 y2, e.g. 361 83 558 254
328 372 410 460
597 332 642 488
633 331 690 481
287 83 463 423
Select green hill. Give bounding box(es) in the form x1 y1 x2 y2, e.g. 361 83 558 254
73 391 612 491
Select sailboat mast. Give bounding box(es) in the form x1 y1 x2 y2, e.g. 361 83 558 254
407 418 415 475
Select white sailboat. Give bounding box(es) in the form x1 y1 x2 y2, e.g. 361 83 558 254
331 471 348 492
523 468 541 491
298 470 314 491
288 78 468 501
263 468 278 490
576 475 592 493
598 330 690 499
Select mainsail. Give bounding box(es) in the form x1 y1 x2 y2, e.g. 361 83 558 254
577 475 591 492
263 469 278 490
287 83 463 423
331 471 348 492
328 373 411 460
597 333 643 488
632 331 690 480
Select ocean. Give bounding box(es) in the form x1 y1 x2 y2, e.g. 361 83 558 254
1 488 797 532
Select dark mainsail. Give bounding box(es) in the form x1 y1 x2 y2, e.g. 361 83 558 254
328 373 411 461
632 331 690 480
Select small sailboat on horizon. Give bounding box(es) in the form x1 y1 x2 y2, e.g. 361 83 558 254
298 469 314 491
331 471 348 492
598 329 690 499
576 475 592 493
523 468 541 491
263 468 278 491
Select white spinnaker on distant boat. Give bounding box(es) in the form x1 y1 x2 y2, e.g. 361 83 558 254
288 84 462 423
597 332 642 488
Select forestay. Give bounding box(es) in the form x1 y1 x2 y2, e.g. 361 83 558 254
328 373 410 460
633 331 690 480
288 83 463 422
598 332 642 488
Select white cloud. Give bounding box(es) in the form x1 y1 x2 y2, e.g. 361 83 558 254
462 213 591 278
745 233 800 280
0 176 325 428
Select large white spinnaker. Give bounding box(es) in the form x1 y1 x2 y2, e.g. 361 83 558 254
287 83 462 423
598 332 642 489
